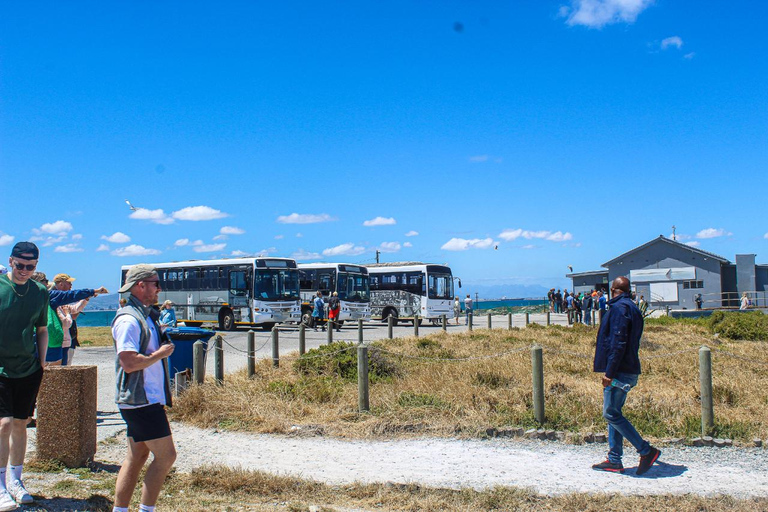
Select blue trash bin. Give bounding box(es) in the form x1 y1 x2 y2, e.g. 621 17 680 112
165 327 216 377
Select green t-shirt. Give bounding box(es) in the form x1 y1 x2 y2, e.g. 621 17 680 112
0 274 48 378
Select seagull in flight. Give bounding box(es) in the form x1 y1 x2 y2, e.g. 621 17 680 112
568 265 573 272
125 199 139 211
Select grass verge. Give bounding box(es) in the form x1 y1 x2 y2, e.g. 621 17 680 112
78 327 114 347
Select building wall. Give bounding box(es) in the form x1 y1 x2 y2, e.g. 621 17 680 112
721 264 738 307
569 273 609 296
605 240 723 309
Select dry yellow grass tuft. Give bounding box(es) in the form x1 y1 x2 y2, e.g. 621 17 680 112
171 322 768 441
78 326 114 347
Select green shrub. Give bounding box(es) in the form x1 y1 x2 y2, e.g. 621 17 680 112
708 312 768 341
293 341 400 382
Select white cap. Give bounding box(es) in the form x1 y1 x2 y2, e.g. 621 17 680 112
0 265 6 275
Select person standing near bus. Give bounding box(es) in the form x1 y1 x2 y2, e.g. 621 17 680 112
328 291 341 332
311 291 325 332
464 294 473 325
453 296 461 325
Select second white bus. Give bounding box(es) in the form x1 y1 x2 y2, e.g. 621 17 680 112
298 263 372 325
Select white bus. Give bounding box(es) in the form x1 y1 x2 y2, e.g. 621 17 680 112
298 263 372 325
367 262 456 325
121 257 301 331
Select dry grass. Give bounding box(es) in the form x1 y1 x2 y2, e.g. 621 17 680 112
25 463 768 511
171 322 768 441
78 327 114 347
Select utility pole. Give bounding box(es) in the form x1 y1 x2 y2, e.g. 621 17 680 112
475 292 479 307
375 250 380 264
672 225 676 241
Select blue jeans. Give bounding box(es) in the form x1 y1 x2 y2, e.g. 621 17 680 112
465 311 472 325
603 372 650 464
584 309 591 325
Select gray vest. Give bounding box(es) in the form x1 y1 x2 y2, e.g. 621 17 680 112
112 296 172 407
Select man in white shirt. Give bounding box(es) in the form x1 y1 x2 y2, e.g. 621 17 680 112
112 264 175 512
464 294 473 325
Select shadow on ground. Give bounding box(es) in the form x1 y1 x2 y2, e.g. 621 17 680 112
625 461 688 479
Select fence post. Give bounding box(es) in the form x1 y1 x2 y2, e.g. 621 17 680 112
468 312 473 332
388 315 393 339
532 345 545 424
546 311 551 326
487 313 492 330
442 314 447 332
592 310 597 327
271 327 279 368
247 330 255 378
509 312 514 330
193 341 205 385
327 320 333 345
413 317 419 337
357 344 369 412
358 319 364 344
214 335 224 384
298 324 306 355
524 312 529 327
699 345 714 436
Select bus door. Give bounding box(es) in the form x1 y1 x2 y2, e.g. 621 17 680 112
229 270 250 320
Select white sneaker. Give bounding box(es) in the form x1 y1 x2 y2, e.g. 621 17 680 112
7 480 32 505
0 491 17 511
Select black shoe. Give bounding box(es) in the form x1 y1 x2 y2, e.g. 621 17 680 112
591 460 624 473
636 447 661 475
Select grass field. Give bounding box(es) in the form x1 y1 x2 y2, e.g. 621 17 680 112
78 327 114 347
171 321 768 441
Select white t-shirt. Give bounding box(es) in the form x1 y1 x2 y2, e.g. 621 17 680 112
113 314 166 409
464 297 473 310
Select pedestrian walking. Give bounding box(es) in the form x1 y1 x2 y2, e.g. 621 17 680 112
453 296 461 325
464 294 473 325
112 264 176 512
591 276 660 475
0 242 48 509
328 291 341 332
694 293 703 310
311 291 325 331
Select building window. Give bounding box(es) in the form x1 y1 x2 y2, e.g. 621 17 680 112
683 280 704 289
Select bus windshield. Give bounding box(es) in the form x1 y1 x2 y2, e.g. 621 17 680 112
337 272 370 302
428 273 453 300
254 269 300 301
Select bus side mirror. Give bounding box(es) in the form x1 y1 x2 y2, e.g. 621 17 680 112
458 279 462 289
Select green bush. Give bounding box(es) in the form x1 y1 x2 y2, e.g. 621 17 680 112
293 341 400 382
708 312 768 341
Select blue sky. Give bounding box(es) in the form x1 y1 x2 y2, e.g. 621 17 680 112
1 1 766 292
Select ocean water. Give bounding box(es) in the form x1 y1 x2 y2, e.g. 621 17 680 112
77 310 118 327
469 298 546 311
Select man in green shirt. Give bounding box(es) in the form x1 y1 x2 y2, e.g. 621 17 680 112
0 242 48 510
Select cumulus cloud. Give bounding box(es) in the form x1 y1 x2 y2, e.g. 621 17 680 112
34 220 73 235
54 244 84 253
193 243 226 253
111 245 161 257
322 243 366 257
378 242 401 253
220 226 245 235
174 238 190 247
405 231 419 237
561 0 654 28
498 228 573 242
696 228 730 239
685 241 701 248
255 247 278 257
403 242 413 248
96 244 110 252
669 233 692 241
172 206 228 222
363 216 396 227
71 234 83 241
231 250 250 257
213 235 227 241
661 36 683 50
291 249 322 261
274 235 284 240
764 233 768 239
0 234 14 246
684 52 696 60
521 244 536 250
276 213 336 224
130 208 174 225
295 233 303 238
441 238 495 251
101 232 131 244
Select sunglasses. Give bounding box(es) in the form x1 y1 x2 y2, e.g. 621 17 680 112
142 280 160 287
13 262 37 271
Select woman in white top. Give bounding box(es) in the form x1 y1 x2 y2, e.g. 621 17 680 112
453 296 461 325
740 293 750 310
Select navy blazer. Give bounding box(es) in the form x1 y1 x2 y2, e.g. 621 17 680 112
593 293 644 378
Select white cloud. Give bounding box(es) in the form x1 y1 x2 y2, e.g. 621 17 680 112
684 52 696 60
54 244 84 253
96 244 110 252
101 232 131 244
172 206 228 222
193 243 226 253
403 242 413 248
498 228 573 242
561 0 654 28
191 240 204 246
378 242 401 253
129 208 174 225
111 244 161 257
521 244 536 250
322 243 366 257
274 234 284 240
276 213 336 224
441 238 495 251
71 234 83 241
469 155 489 162
685 241 701 248
0 234 14 246
231 250 250 257
213 234 227 241
405 231 419 237
291 249 322 261
174 238 190 247
295 233 303 238
39 235 67 247
363 216 396 227
661 36 683 50
696 228 730 239
669 233 692 241
255 247 278 257
34 220 73 235
220 226 245 235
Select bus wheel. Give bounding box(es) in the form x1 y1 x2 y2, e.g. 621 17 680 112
384 309 399 326
412 318 422 326
219 309 235 331
260 322 276 331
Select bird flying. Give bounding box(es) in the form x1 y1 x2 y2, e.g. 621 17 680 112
125 199 139 211
568 265 573 272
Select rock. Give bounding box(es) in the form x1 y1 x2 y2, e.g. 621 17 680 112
702 436 714 447
594 433 607 443
524 428 538 439
669 437 685 445
513 427 525 437
691 437 704 447
754 439 763 448
486 428 498 438
537 428 546 440
724 439 733 447
713 438 726 448
584 432 595 443
545 430 556 440
555 431 566 441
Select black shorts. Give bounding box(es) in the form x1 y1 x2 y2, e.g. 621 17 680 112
119 403 172 442
0 367 44 420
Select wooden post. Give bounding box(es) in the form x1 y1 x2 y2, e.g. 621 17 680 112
357 344 369 412
532 345 545 424
592 310 597 327
327 320 333 345
699 346 714 436
271 327 279 368
524 312 529 327
546 311 551 326
298 324 306 355
214 335 224 384
358 319 364 345
193 341 205 385
388 315 393 339
508 312 513 330
487 313 492 330
442 314 447 332
247 330 255 378
468 312 473 332
413 317 419 337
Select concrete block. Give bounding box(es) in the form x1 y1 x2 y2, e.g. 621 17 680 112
702 436 714 447
555 431 566 441
713 438 726 448
485 428 498 438
724 439 733 447
545 430 556 440
36 366 97 468
669 437 685 445
583 432 595 443
536 429 547 440
524 428 538 439
691 437 705 447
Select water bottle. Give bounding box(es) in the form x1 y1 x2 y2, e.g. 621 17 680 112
611 379 631 392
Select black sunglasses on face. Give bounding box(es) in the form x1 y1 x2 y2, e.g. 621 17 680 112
13 262 36 271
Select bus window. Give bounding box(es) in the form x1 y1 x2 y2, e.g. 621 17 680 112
230 271 247 297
